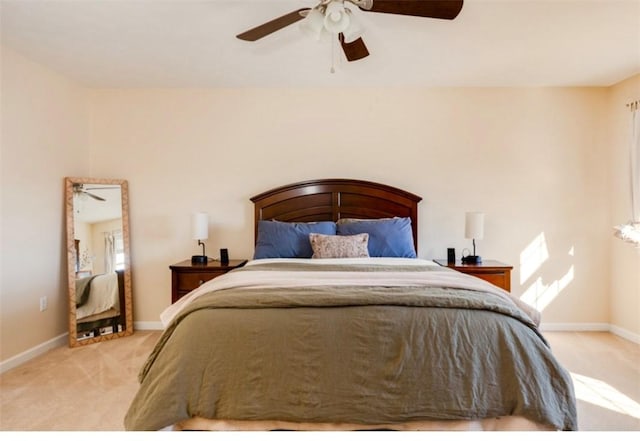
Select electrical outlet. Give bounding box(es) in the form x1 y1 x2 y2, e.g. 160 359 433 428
39 296 47 312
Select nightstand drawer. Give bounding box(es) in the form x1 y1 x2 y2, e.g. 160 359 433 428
177 272 219 291
170 259 248 303
470 272 510 291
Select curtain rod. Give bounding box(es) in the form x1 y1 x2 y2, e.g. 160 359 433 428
627 100 639 110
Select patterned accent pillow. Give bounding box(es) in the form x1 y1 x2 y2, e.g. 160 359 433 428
309 233 370 259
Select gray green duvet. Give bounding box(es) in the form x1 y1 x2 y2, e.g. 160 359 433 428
124 260 577 430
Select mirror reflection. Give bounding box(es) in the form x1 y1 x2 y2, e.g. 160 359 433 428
65 177 133 347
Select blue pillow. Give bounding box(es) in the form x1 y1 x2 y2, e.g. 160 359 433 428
336 217 416 258
254 220 337 259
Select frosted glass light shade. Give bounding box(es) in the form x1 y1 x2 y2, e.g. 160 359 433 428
323 1 350 34
342 10 363 43
192 212 209 240
465 212 485 240
300 8 325 40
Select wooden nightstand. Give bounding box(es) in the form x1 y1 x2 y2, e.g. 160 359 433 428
433 259 513 292
169 259 248 303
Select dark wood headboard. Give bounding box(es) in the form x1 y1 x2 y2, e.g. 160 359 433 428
250 179 422 251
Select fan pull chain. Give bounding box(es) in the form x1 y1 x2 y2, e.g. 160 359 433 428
330 38 335 74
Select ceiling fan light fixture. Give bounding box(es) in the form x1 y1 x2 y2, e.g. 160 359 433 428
323 1 350 34
341 9 363 43
237 0 464 65
299 7 325 40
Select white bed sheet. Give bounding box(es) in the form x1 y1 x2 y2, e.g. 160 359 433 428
76 272 119 320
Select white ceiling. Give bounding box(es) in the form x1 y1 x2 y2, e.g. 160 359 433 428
74 185 123 224
1 0 639 88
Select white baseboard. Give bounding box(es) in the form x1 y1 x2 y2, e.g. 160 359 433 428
0 332 68 375
540 322 610 332
541 322 640 344
0 324 163 374
610 325 640 344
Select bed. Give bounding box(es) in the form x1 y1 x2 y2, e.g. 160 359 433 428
76 270 126 337
124 179 577 431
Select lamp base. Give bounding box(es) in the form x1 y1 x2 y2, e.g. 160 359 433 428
461 255 482 264
191 255 208 264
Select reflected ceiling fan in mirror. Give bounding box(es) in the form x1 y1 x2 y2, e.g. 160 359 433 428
236 0 463 62
72 183 112 202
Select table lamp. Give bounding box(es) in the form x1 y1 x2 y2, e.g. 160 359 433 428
191 212 209 264
462 212 484 264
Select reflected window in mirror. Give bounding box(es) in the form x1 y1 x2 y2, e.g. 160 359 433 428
65 177 133 347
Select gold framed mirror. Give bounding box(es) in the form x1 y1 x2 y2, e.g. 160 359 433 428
65 177 133 347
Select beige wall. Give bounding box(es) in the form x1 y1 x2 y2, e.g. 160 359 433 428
1 46 90 360
2 42 636 364
607 75 640 338
88 87 611 327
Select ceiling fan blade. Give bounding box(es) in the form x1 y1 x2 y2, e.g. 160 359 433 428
359 0 463 20
339 34 370 62
85 192 106 202
236 8 310 41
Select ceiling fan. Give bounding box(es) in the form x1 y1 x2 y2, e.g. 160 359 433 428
73 184 110 202
236 0 464 62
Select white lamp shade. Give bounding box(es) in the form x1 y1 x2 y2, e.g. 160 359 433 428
465 212 485 240
192 212 209 240
299 8 325 40
324 1 350 34
342 10 363 43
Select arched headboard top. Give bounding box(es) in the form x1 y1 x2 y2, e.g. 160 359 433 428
250 179 422 251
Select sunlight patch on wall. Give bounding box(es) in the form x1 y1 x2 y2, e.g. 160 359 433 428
520 232 549 285
572 372 640 419
521 264 574 311
519 235 574 311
